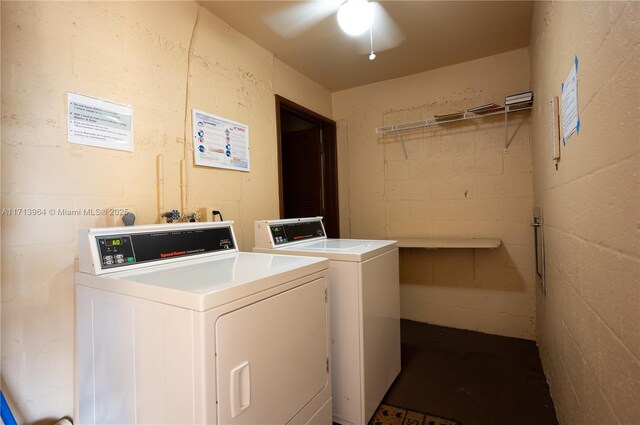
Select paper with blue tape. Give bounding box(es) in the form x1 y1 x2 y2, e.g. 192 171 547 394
0 391 17 425
561 55 580 145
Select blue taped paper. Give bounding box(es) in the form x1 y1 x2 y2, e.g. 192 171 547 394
0 391 18 425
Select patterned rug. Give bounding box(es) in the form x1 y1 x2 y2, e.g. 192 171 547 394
368 403 460 425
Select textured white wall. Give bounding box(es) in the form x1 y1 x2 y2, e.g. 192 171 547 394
0 2 331 421
530 2 640 425
333 49 536 339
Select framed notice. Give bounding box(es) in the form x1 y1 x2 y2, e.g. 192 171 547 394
192 109 250 172
67 92 133 152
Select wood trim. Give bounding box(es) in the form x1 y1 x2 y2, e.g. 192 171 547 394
275 95 336 126
274 95 340 237
275 97 285 217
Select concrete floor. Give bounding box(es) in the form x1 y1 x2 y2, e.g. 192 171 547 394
380 320 559 425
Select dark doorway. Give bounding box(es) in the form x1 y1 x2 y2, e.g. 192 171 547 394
276 95 339 238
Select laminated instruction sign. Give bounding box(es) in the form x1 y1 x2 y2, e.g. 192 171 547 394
561 55 580 145
67 92 133 152
192 109 250 172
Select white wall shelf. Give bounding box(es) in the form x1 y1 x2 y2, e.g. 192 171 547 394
376 103 532 156
395 238 501 249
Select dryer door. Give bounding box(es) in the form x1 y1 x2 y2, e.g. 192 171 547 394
215 277 329 424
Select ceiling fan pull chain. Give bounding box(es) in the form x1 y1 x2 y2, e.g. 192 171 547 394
369 26 376 60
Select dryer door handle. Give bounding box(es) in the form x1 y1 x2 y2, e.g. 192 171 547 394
230 361 251 418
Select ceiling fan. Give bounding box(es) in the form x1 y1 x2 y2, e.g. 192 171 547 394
263 0 404 60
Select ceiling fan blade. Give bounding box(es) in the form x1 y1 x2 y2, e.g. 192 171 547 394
355 2 404 54
264 0 342 39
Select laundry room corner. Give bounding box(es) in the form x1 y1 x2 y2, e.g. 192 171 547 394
332 48 536 340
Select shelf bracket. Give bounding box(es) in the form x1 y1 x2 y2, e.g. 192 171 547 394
398 132 408 160
504 111 509 154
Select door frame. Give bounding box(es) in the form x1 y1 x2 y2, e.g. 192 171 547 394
275 95 340 237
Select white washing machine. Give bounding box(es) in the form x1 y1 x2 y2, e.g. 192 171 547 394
254 217 401 425
75 221 332 425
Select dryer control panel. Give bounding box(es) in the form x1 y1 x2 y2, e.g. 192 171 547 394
255 217 326 248
79 222 239 275
270 221 325 246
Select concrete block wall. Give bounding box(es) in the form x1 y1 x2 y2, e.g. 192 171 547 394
333 48 537 339
0 2 332 420
529 2 640 424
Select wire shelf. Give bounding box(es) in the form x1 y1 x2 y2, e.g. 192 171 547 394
376 104 532 134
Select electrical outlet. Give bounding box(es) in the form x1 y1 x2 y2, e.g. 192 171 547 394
107 207 136 227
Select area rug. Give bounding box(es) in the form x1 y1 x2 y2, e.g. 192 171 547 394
368 403 460 425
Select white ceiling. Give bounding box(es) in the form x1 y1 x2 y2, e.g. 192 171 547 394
200 1 534 92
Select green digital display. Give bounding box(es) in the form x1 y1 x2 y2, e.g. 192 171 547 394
105 238 122 247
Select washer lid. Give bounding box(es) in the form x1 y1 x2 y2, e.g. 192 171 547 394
298 239 372 251
75 252 328 311
256 238 398 262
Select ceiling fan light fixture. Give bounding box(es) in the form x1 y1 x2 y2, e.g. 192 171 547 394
337 0 373 36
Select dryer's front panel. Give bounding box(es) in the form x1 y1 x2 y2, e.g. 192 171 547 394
215 277 330 424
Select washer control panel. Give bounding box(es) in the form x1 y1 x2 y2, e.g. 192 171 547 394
269 219 325 246
97 236 135 267
81 223 239 274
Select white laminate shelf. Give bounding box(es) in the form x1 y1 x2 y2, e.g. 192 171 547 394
395 238 501 249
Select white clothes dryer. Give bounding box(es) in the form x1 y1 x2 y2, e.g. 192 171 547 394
75 221 332 425
254 217 401 425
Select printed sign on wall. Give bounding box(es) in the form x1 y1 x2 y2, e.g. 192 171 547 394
67 92 133 152
561 55 580 145
192 109 250 172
